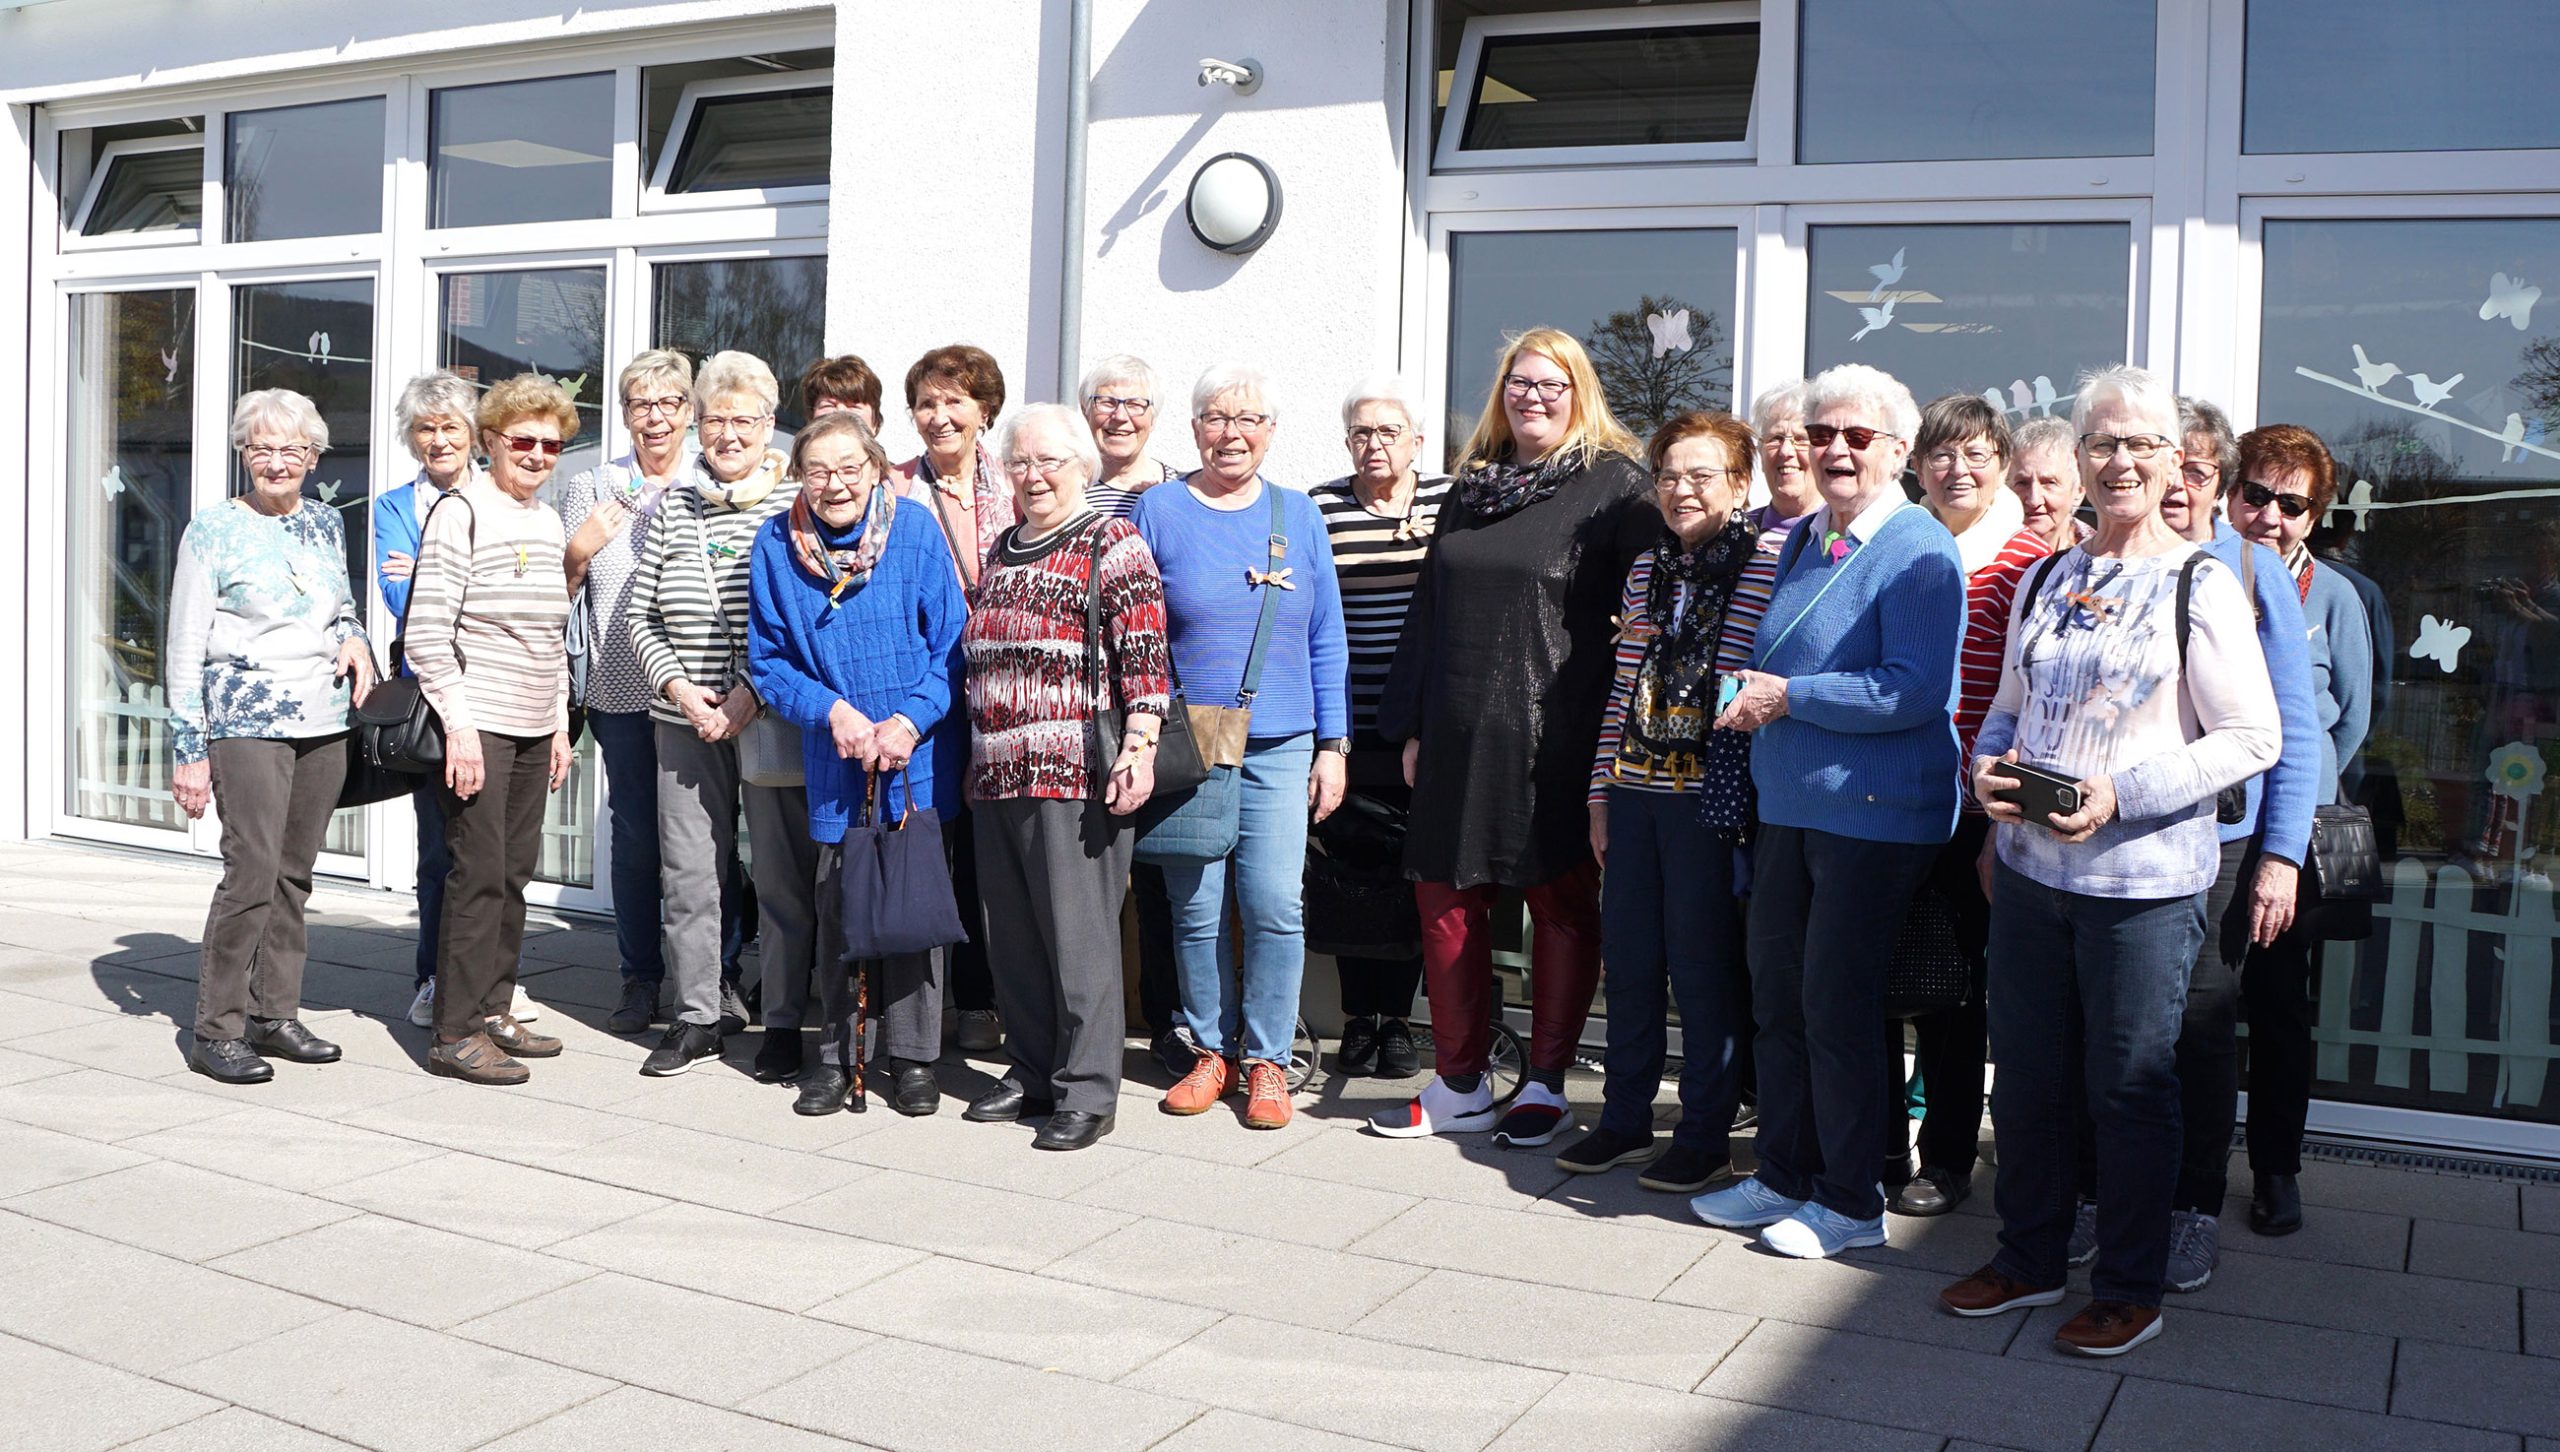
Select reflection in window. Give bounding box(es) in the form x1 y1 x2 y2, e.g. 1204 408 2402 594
2245 1 2560 154
225 98 385 243
2257 217 2560 1127
1454 23 1756 156
66 288 195 834
1804 222 2131 421
662 86 831 193
1446 228 1737 449
652 256 827 433
641 50 833 184
74 140 202 238
430 73 613 229
59 118 201 231
1796 0 2155 163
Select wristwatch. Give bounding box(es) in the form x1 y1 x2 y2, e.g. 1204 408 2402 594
1317 737 1352 758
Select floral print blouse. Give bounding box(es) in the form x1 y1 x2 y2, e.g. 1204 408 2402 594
164 498 368 764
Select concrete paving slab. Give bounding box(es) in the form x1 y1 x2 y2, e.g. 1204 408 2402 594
1487 1373 1945 1452
473 1386 882 1452
0 1330 218 1452
1123 1315 1561 1452
1258 1121 1574 1209
1657 1237 2021 1355
2394 1337 2560 1437
1045 1218 1427 1331
600 1067 890 1152
2010 1299 2397 1411
2206 1240 2521 1349
1346 1196 1709 1299
209 1212 599 1329
5 1158 354 1262
0 1116 148 1198
1353 1266 1753 1390
157 1057 440 1119
0 1065 233 1142
322 1151 669 1249
458 1270 873 1407
809 1253 1223 1380
541 1121 877 1215
547 1201 926 1313
822 1109 1152 1199
111 1407 370 1451
2091 1377 2518 1451
123 1103 444 1192
0 1211 337 1375
1069 1147 1420 1249
1698 1320 2117 1452
342 1080 649 1158
748 1335 1200 1452
2410 1217 2560 1293
1146 1410 1408 1452
779 1167 1134 1274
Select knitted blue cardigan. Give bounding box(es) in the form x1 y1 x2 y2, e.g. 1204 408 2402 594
1747 495 1966 846
2206 518 2320 863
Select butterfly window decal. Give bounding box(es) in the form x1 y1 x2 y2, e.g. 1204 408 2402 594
2410 614 2472 674
1645 307 1694 360
2482 271 2541 332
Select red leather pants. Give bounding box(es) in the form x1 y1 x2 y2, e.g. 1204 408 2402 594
1414 859 1603 1077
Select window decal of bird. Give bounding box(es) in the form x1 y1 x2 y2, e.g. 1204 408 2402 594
2350 344 2400 394
1851 296 1896 342
1866 246 1906 303
2408 372 2464 411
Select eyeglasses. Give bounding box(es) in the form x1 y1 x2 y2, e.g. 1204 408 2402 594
244 444 313 465
699 414 771 435
623 395 688 416
800 465 875 488
1347 425 1408 448
1804 423 1896 451
1089 395 1153 417
1197 412 1271 433
1923 447 2000 471
2237 480 2315 518
1654 467 1738 495
1761 431 1812 452
1003 455 1077 479
2080 432 2175 461
1501 375 1571 402
500 434 565 458
2180 461 2222 487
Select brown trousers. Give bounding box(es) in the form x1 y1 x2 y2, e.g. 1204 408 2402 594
196 734 347 1042
434 731 552 1041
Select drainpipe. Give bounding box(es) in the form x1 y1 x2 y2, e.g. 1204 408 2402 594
1057 0 1093 397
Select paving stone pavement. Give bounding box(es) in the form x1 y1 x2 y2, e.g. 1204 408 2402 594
0 839 2555 1451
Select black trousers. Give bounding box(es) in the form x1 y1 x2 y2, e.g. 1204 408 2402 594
2242 908 2320 1177
944 810 994 1013
1891 814 1993 1179
1131 862 1181 1034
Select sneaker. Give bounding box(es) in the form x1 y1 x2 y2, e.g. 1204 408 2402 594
1940 1263 2067 1318
1638 1141 1731 1194
2067 1199 2099 1267
510 982 540 1022
1334 1015 1380 1077
1151 1024 1200 1080
717 979 750 1036
1491 1081 1574 1147
1369 1074 1498 1138
1762 1201 1888 1259
1691 1175 1805 1230
1373 1018 1420 1079
1554 1127 1658 1175
1892 1165 1972 1218
482 1012 562 1059
2164 1211 2220 1293
427 1032 529 1086
1162 1050 1233 1116
406 979 436 1029
641 1021 723 1077
956 1008 1003 1054
2053 1299 2163 1357
1241 1058 1293 1130
608 980 658 1035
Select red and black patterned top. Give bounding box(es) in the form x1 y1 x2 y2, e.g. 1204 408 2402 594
963 512 1174 802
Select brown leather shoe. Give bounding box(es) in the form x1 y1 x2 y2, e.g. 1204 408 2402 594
1241 1058 1292 1130
1940 1263 2066 1318
483 1013 562 1059
428 1032 530 1086
2053 1299 2163 1357
1162 1050 1233 1115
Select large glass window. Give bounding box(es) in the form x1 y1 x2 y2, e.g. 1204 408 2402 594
2257 215 2560 1128
651 255 827 433
72 138 202 239
429 73 613 229
1445 227 1738 447
225 98 385 243
2244 1 2560 155
656 83 831 194
1446 17 1757 164
66 288 196 836
640 49 833 184
1795 0 2155 163
1804 221 2133 418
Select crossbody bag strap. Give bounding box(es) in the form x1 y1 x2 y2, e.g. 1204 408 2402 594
1753 505 1907 668
691 496 746 691
1235 482 1289 707
397 491 477 673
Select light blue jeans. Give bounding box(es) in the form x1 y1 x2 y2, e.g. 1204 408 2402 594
1163 733 1314 1064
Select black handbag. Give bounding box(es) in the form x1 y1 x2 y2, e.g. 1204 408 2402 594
832 770 968 960
1885 884 1972 1018
2298 802 2382 942
1304 790 1421 959
1081 521 1208 796
354 495 475 780
336 729 421 809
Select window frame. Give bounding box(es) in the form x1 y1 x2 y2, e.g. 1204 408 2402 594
63 134 206 251
641 68 834 214
1432 2 1761 173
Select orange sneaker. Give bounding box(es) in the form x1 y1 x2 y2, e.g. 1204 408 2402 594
1242 1058 1293 1130
1163 1050 1233 1115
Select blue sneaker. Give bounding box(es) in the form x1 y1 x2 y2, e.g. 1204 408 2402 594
1691 1175 1804 1229
1761 1201 1889 1259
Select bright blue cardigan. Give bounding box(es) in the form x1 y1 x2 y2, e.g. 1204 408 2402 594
2206 519 2319 864
746 506 967 842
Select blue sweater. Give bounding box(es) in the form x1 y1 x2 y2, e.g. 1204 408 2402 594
746 506 968 842
2302 560 2375 804
2206 520 2319 863
1132 477 1348 741
1748 494 1967 845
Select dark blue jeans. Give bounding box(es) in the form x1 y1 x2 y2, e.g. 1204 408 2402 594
1746 824 1939 1221
411 779 449 986
1987 859 2204 1308
589 709 668 985
1599 787 1748 1149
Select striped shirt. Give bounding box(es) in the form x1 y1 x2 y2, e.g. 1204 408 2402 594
406 478 571 738
1956 528 2055 760
627 473 797 729
1310 473 1452 736
1088 459 1183 521
556 446 701 713
1590 547 1762 800
1715 512 1812 676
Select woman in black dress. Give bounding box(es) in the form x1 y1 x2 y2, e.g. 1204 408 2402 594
1372 327 1655 1145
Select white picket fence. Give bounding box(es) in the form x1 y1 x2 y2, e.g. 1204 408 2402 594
2322 857 2557 1110
74 682 183 831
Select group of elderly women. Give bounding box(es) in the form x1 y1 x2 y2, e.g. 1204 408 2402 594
167 320 2373 1355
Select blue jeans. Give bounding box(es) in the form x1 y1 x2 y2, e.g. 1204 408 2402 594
1599 786 1748 1149
1163 733 1314 1064
1987 859 2204 1308
589 709 669 984
411 779 450 986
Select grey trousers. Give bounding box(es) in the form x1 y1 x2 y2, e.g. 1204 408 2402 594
972 795 1134 1115
653 721 819 1029
812 840 942 1068
197 734 347 1042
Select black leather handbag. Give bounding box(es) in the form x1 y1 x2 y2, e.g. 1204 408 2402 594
352 494 473 783
1304 790 1421 959
1081 524 1208 795
1885 884 1973 1018
2298 802 2382 941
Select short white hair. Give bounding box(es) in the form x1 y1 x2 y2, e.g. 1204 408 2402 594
229 388 329 453
619 348 694 408
694 349 779 416
1750 380 1807 435
2072 364 2179 439
1191 363 1276 423
1340 375 1422 431
395 371 476 439
2013 415 2077 464
1803 363 1919 442
1078 353 1161 408
999 403 1103 480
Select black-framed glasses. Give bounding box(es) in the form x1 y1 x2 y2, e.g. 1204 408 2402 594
1501 375 1572 402
1089 394 1153 416
1197 412 1270 433
1347 425 1408 448
1805 423 1894 451
623 395 688 416
2238 480 2314 518
2080 432 2175 461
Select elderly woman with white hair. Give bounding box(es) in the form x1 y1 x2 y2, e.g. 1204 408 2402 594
1691 363 1966 1259
1082 353 1184 520
1749 380 1820 530
1939 365 2279 1357
1308 376 1450 1078
2008 416 2087 554
959 404 1174 1149
1133 365 1348 1133
166 388 377 1084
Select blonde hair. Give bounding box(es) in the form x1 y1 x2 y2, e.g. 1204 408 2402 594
695 350 779 417
475 374 581 438
1455 327 1638 473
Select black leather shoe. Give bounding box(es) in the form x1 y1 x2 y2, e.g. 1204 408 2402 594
2250 1171 2305 1236
245 1016 340 1064
964 1081 1056 1123
1033 1109 1115 1151
753 1029 804 1084
189 1037 274 1085
890 1060 940 1116
794 1066 853 1116
1334 1015 1379 1077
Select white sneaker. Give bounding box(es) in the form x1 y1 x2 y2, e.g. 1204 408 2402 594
1760 1201 1889 1259
1491 1080 1575 1147
406 979 436 1029
511 983 540 1022
1370 1074 1499 1138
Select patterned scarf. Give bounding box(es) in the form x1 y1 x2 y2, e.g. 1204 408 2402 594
2283 539 2316 603
916 442 1016 592
789 477 898 610
1622 514 1755 779
1456 446 1583 521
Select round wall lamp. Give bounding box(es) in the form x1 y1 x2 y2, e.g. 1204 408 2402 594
1185 152 1282 255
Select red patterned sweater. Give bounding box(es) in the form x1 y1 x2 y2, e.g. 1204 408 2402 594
963 514 1174 802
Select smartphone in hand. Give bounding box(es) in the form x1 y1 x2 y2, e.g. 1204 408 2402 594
1987 759 2084 826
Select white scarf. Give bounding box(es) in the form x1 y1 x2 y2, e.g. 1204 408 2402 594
1943 487 2029 577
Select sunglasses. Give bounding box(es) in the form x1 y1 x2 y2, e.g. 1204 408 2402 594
1804 423 1896 451
500 434 565 458
2238 480 2313 518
